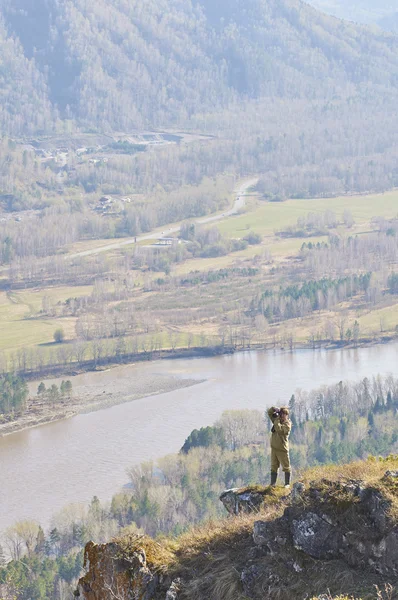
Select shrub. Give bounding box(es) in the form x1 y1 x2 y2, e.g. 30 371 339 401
53 328 65 343
244 231 262 245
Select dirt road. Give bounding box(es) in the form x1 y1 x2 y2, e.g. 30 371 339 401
68 177 258 259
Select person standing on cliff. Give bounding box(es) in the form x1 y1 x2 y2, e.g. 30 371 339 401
267 406 292 488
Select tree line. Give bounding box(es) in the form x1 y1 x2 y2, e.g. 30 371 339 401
0 378 72 419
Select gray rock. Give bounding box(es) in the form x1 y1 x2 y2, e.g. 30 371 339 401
253 521 269 546
240 565 260 598
247 545 273 560
342 480 365 496
220 488 268 515
358 488 390 534
379 531 398 572
292 561 303 572
320 513 334 526
292 512 342 559
291 482 305 501
275 536 286 545
165 579 181 600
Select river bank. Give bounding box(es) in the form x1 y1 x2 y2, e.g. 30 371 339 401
2 334 396 438
2 342 398 533
0 371 204 437
8 329 396 384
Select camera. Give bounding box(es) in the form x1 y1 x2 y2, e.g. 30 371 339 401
272 410 280 418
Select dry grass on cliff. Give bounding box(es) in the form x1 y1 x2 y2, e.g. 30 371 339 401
167 505 284 600
114 533 175 574
113 458 398 600
299 455 398 522
173 502 283 561
171 523 389 600
300 455 398 487
171 458 398 600
115 497 288 600
114 487 288 575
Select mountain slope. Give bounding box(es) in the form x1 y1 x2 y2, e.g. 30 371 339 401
0 0 398 133
0 15 54 135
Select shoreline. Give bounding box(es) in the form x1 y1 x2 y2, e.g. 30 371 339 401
0 375 204 438
1 334 396 438
10 331 397 385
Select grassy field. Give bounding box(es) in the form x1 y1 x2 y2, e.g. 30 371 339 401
66 187 395 263
3 189 398 360
218 190 398 237
172 245 263 275
0 286 92 352
358 302 398 334
0 281 211 356
15 286 92 313
172 235 329 276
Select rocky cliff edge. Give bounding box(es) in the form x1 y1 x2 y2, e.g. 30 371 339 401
76 458 398 600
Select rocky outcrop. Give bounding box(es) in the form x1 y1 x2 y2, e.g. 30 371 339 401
165 579 181 600
76 538 184 600
291 511 343 559
76 542 160 599
220 486 276 515
252 476 398 577
77 470 398 600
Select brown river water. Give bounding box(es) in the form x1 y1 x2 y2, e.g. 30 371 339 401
1 344 398 533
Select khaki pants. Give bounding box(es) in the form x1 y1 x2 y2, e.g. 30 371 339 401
271 448 291 473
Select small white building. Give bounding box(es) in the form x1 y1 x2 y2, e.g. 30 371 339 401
157 237 181 246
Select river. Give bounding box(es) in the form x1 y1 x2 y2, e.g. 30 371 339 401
2 343 398 533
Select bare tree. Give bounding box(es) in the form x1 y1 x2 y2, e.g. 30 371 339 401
337 315 347 342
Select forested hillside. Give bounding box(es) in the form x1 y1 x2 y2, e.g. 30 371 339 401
0 17 54 135
0 0 398 133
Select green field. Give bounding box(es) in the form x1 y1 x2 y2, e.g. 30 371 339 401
218 190 398 238
0 283 209 356
265 235 328 256
173 244 263 275
0 286 92 352
172 235 329 276
358 302 398 334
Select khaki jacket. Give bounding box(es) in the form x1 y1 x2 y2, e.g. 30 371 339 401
267 407 291 452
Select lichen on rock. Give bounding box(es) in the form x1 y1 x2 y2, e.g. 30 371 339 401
76 541 160 600
291 511 343 559
220 485 278 515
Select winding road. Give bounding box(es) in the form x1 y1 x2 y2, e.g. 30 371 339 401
68 177 258 259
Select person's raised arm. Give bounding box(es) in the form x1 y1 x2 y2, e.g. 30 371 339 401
267 407 279 422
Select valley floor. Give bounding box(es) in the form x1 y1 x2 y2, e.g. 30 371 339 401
3 184 398 434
